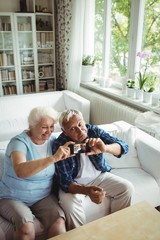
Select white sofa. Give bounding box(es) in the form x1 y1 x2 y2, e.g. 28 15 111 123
83 121 160 223
0 90 90 240
0 90 90 143
1 91 160 239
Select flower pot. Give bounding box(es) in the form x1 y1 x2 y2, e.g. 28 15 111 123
127 87 136 99
135 89 143 101
81 66 95 82
143 91 152 104
152 92 160 107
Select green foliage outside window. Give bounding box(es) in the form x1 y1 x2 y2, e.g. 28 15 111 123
95 0 160 88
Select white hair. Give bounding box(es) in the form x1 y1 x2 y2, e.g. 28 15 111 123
28 106 58 127
59 109 83 128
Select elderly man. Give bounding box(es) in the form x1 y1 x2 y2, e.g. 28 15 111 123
53 109 134 230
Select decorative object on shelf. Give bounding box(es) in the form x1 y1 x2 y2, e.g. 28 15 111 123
36 18 52 31
81 55 95 82
136 51 157 90
143 81 155 104
135 88 143 100
20 0 27 12
126 79 135 88
152 92 160 107
38 71 44 78
143 91 152 104
35 5 50 13
134 51 158 102
126 79 136 98
82 55 95 66
41 7 48 13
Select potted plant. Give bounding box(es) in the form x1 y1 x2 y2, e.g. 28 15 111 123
82 55 95 66
126 79 136 98
135 51 157 102
143 73 157 103
81 55 95 82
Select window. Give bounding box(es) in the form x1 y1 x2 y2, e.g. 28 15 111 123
93 0 160 90
142 0 160 90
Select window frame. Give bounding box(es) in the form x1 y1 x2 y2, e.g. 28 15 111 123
80 0 160 115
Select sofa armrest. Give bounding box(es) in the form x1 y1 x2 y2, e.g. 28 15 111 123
63 90 90 123
136 128 160 185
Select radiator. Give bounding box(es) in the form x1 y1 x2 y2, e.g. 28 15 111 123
79 87 143 125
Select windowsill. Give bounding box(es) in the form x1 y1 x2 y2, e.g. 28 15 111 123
80 81 160 115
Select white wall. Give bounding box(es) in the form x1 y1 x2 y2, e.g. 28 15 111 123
0 0 19 12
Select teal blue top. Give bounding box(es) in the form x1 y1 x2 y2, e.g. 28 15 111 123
0 131 55 206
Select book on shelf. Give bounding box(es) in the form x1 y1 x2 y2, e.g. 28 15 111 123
39 79 54 91
38 52 52 63
38 65 53 77
1 22 11 31
0 52 14 66
17 22 31 31
47 79 54 89
0 69 16 81
2 85 16 95
37 32 41 48
41 32 46 48
23 83 35 93
7 53 14 65
8 70 16 80
1 69 8 81
0 52 7 66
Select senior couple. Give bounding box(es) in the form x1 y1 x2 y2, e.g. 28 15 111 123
0 106 134 239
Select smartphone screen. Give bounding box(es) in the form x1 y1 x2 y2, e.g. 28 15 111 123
69 143 91 154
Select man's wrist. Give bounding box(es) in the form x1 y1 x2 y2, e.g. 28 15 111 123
82 185 88 195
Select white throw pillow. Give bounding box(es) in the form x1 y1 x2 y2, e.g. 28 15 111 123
105 126 140 168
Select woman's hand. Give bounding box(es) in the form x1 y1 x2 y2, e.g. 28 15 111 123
53 141 75 162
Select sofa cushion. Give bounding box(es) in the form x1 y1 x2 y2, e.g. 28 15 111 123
0 92 66 142
112 168 160 207
0 118 28 142
104 126 141 168
0 141 9 150
0 117 61 142
0 92 66 122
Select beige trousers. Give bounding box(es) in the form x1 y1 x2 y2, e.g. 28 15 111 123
59 172 134 230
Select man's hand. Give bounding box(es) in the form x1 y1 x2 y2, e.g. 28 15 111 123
68 183 106 204
85 138 107 155
86 186 106 204
84 138 121 156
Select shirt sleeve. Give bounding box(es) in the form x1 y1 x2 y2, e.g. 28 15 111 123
89 125 129 157
53 136 77 192
6 138 27 157
55 159 77 192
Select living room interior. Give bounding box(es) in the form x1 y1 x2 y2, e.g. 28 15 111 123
0 0 160 239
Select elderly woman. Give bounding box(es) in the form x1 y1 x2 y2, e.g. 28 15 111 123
0 106 72 240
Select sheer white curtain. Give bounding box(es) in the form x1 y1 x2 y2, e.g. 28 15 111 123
67 0 95 92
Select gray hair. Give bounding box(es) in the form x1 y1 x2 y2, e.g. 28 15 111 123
59 109 83 128
28 106 58 127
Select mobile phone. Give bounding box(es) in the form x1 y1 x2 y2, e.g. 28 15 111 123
69 142 91 154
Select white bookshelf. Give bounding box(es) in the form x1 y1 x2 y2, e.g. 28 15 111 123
0 0 56 96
